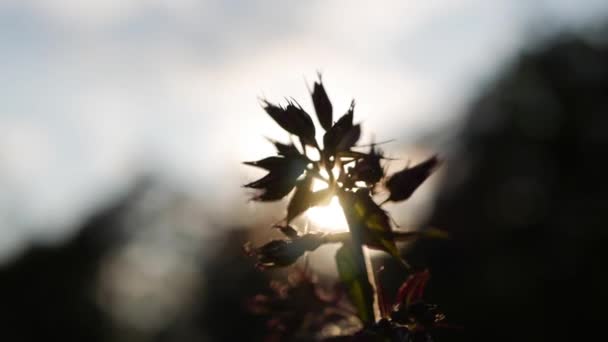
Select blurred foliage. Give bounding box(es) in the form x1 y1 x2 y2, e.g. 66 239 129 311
408 27 608 342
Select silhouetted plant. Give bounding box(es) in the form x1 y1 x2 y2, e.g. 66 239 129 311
244 75 448 341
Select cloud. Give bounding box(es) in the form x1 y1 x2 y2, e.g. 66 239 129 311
1 0 607 261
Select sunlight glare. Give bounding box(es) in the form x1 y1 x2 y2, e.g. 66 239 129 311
306 175 349 232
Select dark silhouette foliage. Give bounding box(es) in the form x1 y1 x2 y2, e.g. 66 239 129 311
244 75 445 341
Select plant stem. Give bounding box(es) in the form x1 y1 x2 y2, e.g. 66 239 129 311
338 190 380 324
362 246 381 322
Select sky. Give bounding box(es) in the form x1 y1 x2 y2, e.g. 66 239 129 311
1 0 607 262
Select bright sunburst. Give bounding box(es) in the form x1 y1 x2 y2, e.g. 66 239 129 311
306 177 349 232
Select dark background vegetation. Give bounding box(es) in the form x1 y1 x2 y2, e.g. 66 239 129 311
2 26 607 341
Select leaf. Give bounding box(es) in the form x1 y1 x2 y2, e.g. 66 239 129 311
286 174 314 222
335 243 375 324
348 144 384 186
311 75 333 131
421 227 449 240
262 99 317 147
339 189 407 267
395 269 430 308
266 138 301 157
243 156 286 171
249 178 298 201
243 155 308 201
384 155 441 203
387 228 450 243
336 124 361 152
274 224 300 238
323 101 360 155
246 234 325 269
244 155 308 174
286 173 334 222
243 172 276 189
336 150 369 160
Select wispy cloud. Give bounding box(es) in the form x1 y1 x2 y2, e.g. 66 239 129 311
1 0 607 261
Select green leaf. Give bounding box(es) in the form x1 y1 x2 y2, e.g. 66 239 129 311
335 243 375 324
286 173 333 222
339 189 409 268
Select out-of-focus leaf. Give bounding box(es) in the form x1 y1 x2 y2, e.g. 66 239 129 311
395 270 430 308
384 156 441 203
323 101 360 156
274 224 300 238
244 155 308 174
245 233 325 269
248 178 298 201
286 173 334 222
335 243 375 324
311 76 333 131
383 228 450 244
339 189 407 267
244 240 300 269
262 99 317 147
243 172 279 189
243 155 308 201
286 174 314 222
348 144 384 186
420 228 449 240
266 138 301 157
243 156 287 171
336 150 369 160
390 270 446 331
336 124 361 152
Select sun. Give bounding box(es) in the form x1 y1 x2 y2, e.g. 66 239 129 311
306 177 349 232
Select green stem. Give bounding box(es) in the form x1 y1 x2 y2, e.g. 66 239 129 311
338 191 380 324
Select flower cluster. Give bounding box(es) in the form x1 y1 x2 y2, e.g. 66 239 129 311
244 76 440 266
243 75 449 341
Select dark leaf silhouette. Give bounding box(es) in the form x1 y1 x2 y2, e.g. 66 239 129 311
335 243 375 324
311 76 333 131
274 224 300 238
286 174 333 222
266 138 301 157
336 150 369 160
384 156 440 203
247 178 298 201
262 99 317 147
348 144 385 186
323 101 360 156
244 155 308 201
243 156 288 171
286 174 314 222
349 318 411 341
336 124 361 152
244 233 325 269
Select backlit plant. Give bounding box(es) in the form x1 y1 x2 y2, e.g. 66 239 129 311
243 75 448 341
